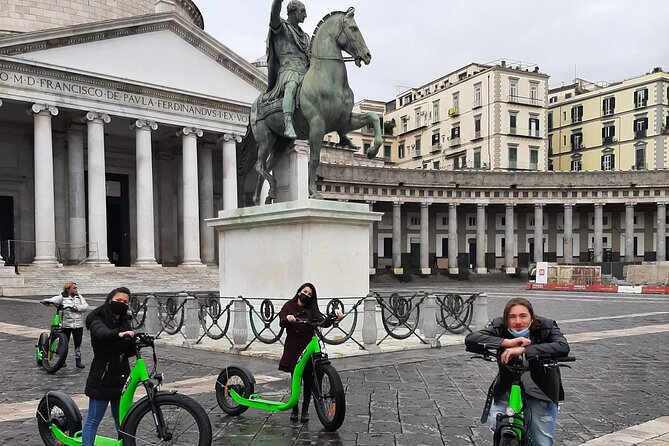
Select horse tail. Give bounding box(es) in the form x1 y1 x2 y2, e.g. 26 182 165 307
238 123 257 177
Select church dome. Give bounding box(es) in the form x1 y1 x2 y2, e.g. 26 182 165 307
0 0 204 35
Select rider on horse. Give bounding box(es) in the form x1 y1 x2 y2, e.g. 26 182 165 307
265 0 310 139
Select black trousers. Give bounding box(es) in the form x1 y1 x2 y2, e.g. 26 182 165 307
62 327 83 355
291 362 313 411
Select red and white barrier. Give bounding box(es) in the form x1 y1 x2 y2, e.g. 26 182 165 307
526 282 669 294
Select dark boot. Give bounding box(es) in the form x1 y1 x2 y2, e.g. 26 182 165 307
289 407 299 422
76 357 85 369
300 402 309 422
284 113 297 139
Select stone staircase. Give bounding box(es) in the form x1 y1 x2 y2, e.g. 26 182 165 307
0 265 220 297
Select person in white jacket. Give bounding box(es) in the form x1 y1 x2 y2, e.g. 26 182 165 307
40 282 90 369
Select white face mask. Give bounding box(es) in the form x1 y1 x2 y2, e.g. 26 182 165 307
508 327 530 338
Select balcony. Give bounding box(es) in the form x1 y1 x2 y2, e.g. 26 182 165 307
448 137 461 147
430 143 442 153
602 136 616 144
602 109 614 117
472 100 482 109
571 143 585 151
635 130 647 139
471 131 482 140
507 95 543 106
509 127 517 135
571 116 582 124
448 107 459 117
528 128 540 138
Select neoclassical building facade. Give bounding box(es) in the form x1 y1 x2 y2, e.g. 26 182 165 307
0 10 265 266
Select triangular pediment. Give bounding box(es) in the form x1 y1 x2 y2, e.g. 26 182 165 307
0 13 266 104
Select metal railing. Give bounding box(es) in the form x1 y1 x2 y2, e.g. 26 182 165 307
128 291 487 353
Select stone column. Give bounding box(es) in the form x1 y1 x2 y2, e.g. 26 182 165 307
86 111 112 265
505 203 515 274
476 203 486 274
31 104 59 266
392 201 403 275
534 203 544 263
221 133 241 210
625 203 635 261
594 203 603 262
53 132 68 261
198 143 215 265
563 204 573 264
179 127 204 267
67 124 86 263
368 201 376 274
420 202 431 275
448 203 458 274
657 203 667 262
133 119 159 266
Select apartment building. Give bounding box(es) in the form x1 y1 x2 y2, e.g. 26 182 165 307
548 69 669 172
371 61 549 172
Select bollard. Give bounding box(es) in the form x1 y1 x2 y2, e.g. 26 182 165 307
362 294 380 353
230 297 248 353
472 292 489 330
181 293 200 346
421 294 440 348
143 294 161 336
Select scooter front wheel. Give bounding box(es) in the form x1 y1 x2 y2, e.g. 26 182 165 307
216 366 254 416
312 363 346 431
36 332 48 366
36 391 83 446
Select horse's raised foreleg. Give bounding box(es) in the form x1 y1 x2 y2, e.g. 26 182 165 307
347 112 383 159
307 118 326 199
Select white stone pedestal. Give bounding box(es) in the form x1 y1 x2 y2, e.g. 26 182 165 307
207 199 382 298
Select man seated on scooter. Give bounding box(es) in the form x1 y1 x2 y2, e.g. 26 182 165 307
465 297 570 446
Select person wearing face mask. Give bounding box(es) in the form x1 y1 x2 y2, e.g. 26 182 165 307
80 287 136 446
278 282 344 423
464 297 570 446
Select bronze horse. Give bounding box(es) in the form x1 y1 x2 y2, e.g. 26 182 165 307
239 8 383 205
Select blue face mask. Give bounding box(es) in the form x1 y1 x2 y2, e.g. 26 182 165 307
508 327 530 338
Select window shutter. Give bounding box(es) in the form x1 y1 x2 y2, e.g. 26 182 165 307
601 156 605 171
611 97 616 109
610 154 615 170
601 127 605 138
643 118 648 129
611 125 615 136
644 89 648 101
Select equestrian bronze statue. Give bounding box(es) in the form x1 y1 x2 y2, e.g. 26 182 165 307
239 2 383 205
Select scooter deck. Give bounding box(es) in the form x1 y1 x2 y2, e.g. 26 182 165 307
230 389 295 412
52 426 122 446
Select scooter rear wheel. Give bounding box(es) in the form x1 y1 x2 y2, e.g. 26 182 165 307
36 391 82 446
36 332 48 366
216 366 254 416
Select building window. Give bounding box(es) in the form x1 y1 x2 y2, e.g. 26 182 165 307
431 132 440 148
453 156 460 170
571 132 583 150
530 84 539 105
451 93 459 115
603 97 615 115
634 88 648 108
400 94 412 106
509 80 518 102
474 85 482 107
415 137 421 156
548 158 554 171
529 117 540 137
634 117 648 138
433 160 440 170
548 112 553 130
415 108 421 128
530 149 538 170
571 105 583 123
401 116 408 133
450 126 460 140
458 71 467 81
601 153 615 171
398 143 405 159
474 117 481 139
635 147 646 170
509 146 517 169
602 124 616 144
549 96 558 104
509 114 517 134
363 142 370 154
474 149 481 168
461 155 467 168
548 135 553 154
571 158 582 171
383 144 391 158
432 101 440 123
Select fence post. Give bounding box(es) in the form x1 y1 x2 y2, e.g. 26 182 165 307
473 292 489 330
143 294 161 335
422 293 440 348
230 297 248 353
181 292 200 346
362 294 380 353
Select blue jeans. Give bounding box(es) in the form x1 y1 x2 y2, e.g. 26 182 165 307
490 396 558 446
81 397 121 446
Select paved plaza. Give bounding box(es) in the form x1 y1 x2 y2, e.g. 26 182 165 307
1 278 668 445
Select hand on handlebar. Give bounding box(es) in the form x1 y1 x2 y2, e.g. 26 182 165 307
501 346 525 364
286 315 296 323
118 330 135 338
333 309 344 320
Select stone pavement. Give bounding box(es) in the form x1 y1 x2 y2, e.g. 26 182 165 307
1 283 668 445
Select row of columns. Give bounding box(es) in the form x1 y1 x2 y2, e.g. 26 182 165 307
29 103 241 267
377 201 668 274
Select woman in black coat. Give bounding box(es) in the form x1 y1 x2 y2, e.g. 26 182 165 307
278 283 343 423
80 287 136 446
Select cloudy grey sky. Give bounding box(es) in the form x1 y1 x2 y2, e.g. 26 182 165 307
195 0 668 101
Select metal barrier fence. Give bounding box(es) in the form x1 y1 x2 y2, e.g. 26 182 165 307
129 291 488 353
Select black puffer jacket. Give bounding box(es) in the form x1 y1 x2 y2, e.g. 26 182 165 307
465 317 570 405
84 304 135 400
